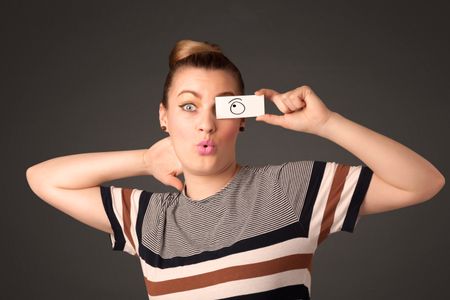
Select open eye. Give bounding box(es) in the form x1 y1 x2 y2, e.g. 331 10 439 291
180 103 196 112
229 100 245 115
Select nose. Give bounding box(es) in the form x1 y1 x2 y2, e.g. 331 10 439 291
197 108 217 134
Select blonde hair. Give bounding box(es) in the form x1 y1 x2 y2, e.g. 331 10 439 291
161 39 245 108
169 40 222 69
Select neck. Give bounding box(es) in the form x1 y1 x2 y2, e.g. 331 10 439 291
182 162 241 201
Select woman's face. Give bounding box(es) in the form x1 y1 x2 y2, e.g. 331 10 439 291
159 66 244 175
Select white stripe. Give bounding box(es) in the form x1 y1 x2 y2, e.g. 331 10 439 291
331 165 362 233
130 189 140 253
309 162 336 244
140 237 315 281
110 186 137 255
149 269 311 300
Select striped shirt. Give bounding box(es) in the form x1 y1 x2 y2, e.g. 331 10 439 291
100 160 373 299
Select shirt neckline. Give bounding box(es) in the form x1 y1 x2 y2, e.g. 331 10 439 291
179 164 248 206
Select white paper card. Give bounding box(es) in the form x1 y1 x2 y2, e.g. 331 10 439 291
215 95 265 119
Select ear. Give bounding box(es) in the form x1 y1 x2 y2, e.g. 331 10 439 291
159 102 168 129
159 102 167 126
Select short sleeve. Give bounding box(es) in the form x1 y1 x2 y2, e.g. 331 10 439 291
278 160 373 241
99 185 151 256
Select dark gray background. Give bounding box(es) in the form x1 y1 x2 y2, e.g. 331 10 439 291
3 0 449 299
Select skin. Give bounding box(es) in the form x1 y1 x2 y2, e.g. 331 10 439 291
254 86 445 215
25 65 445 237
158 66 245 201
155 75 445 214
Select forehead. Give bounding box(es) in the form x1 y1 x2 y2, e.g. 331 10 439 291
170 67 239 97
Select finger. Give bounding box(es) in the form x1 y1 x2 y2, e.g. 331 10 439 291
165 175 184 191
255 113 285 127
254 88 280 100
281 94 298 112
294 85 315 100
173 164 184 176
260 91 293 113
256 89 296 114
275 95 295 114
287 93 306 111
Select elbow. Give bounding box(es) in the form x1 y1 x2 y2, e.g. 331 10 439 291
436 173 445 193
26 166 35 185
26 165 39 182
26 166 37 191
26 166 45 195
26 162 45 181
421 172 445 202
434 169 446 192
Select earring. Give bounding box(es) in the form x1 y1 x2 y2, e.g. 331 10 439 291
161 125 167 131
239 126 245 132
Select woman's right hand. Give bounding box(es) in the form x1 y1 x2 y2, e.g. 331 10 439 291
143 137 184 191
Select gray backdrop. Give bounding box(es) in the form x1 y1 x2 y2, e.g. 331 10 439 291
3 0 449 299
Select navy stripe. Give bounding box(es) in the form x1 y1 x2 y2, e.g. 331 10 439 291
219 284 310 300
138 219 305 268
100 185 126 251
342 165 373 232
136 190 152 250
298 161 326 237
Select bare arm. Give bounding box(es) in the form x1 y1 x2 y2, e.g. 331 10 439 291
317 112 445 215
255 86 445 216
26 136 183 234
26 149 149 233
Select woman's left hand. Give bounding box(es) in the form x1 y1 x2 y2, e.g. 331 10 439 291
254 85 334 135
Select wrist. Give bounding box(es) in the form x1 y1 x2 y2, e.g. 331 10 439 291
315 111 342 139
141 149 153 176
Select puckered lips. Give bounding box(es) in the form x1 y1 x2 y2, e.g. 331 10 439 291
196 139 216 155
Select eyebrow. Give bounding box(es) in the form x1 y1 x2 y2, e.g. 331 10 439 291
177 90 236 98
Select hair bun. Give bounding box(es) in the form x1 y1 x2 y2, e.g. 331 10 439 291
169 39 223 69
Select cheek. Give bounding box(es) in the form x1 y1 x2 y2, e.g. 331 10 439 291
168 114 190 136
220 123 240 142
166 119 193 153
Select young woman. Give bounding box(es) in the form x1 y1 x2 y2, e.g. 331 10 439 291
26 39 445 299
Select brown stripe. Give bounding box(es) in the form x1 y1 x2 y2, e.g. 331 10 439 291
145 253 313 296
318 164 349 245
121 188 136 252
